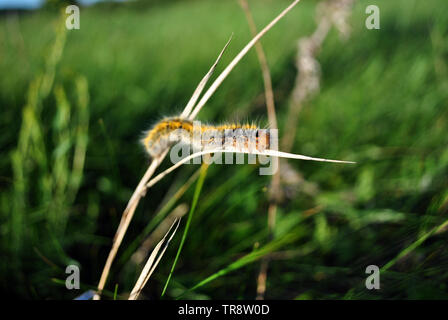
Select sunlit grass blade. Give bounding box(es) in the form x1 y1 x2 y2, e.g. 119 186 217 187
117 168 201 268
180 35 233 119
188 0 301 120
131 203 188 266
95 154 167 299
146 148 355 189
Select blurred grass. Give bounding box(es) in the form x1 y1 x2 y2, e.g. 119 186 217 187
0 0 448 299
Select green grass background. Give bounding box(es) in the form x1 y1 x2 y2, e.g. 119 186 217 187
1 0 448 299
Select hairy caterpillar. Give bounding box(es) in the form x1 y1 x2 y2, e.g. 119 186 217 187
141 117 271 159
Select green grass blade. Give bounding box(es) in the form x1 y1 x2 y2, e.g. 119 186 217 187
176 231 300 299
381 218 448 272
161 163 209 297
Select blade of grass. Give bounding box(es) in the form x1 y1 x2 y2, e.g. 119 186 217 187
175 231 301 299
113 284 118 300
146 148 355 189
188 0 301 120
131 203 188 266
238 0 278 130
117 167 201 268
238 0 281 300
129 217 182 300
95 152 167 299
161 163 209 297
381 218 448 272
180 35 233 118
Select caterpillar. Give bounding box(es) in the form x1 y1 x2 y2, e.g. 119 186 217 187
141 117 271 159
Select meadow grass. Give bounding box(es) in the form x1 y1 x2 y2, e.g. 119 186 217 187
0 0 448 299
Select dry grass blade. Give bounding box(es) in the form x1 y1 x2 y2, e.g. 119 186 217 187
131 203 188 265
238 0 280 300
265 149 355 163
188 0 301 120
94 152 168 299
238 0 278 130
256 258 269 299
128 217 182 300
180 35 233 118
146 148 355 189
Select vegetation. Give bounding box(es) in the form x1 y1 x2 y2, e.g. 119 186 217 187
0 0 447 299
